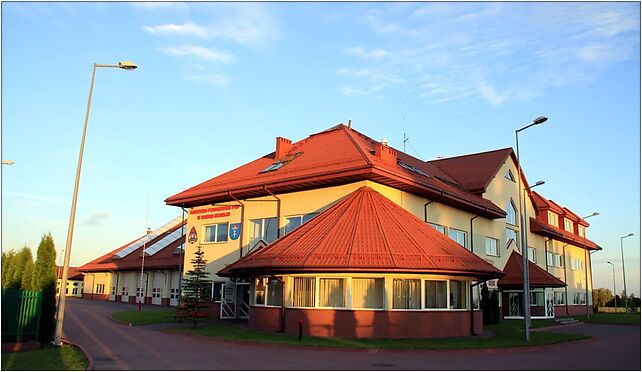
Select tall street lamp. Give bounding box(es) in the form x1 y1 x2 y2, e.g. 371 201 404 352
1 160 15 165
606 261 617 309
516 115 548 342
582 212 599 319
53 61 137 346
620 233 634 313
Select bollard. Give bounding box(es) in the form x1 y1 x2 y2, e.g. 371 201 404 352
298 319 304 340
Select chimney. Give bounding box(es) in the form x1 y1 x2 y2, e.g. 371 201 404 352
375 142 397 165
146 228 153 235
275 137 292 159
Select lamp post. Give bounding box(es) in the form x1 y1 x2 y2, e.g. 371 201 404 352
1 160 15 165
516 115 548 342
606 261 617 309
620 233 634 313
582 212 599 319
53 61 137 346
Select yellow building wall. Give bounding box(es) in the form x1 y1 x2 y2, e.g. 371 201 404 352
82 272 114 296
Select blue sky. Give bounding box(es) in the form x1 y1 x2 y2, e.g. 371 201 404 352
1 2 640 295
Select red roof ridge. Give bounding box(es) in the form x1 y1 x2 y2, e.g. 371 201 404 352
429 147 513 163
342 126 374 167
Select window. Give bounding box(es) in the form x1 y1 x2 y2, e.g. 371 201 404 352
448 228 467 248
530 291 544 306
291 277 315 307
122 287 129 296
556 254 564 268
152 288 162 299
136 287 144 298
352 278 384 309
260 152 303 173
284 213 319 235
506 228 519 248
485 237 499 257
506 200 517 226
528 247 536 263
111 286 117 296
398 161 428 176
505 169 515 182
95 284 105 294
564 218 574 233
255 278 283 306
578 225 586 238
573 292 586 305
72 287 78 295
547 211 558 227
319 278 346 308
425 280 447 309
547 251 554 266
393 279 421 309
450 280 467 309
571 258 585 271
429 223 447 235
204 222 229 243
554 291 566 306
249 217 278 248
170 288 179 300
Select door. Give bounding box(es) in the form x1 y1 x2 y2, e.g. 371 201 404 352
109 273 118 301
220 283 236 319
508 292 522 317
152 272 164 305
236 284 250 319
169 271 180 306
545 290 555 318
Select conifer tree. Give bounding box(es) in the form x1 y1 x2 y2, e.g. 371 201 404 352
181 246 210 327
32 233 57 342
20 248 35 291
2 250 17 288
7 247 32 289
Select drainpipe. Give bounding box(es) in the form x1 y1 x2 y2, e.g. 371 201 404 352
562 243 570 315
424 200 434 223
145 272 150 305
469 215 478 253
264 186 281 239
269 274 286 333
229 192 246 259
470 280 485 336
89 273 95 300
544 238 551 272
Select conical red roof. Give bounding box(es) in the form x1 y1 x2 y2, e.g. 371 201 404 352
219 187 503 279
497 250 566 289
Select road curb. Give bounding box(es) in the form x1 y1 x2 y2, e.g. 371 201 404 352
62 338 94 371
531 322 584 332
108 313 133 327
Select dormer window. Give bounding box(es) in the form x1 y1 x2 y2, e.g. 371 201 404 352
578 225 586 238
547 211 558 227
260 152 303 173
564 218 574 233
504 169 515 182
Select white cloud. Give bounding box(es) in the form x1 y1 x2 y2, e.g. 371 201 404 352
144 22 209 38
83 211 114 226
184 73 229 86
160 46 235 64
344 46 389 59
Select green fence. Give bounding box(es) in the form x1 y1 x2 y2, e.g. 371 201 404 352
2 288 43 342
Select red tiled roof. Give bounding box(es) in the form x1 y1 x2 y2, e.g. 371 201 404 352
79 222 186 273
530 218 600 250
218 187 504 279
57 266 84 281
165 125 505 219
428 148 514 194
530 191 590 227
498 250 566 289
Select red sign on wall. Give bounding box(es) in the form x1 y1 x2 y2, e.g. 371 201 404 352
191 205 240 220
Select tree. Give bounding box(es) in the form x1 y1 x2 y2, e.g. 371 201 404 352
180 246 211 327
32 233 57 342
20 248 35 291
592 288 613 311
5 247 34 290
481 282 492 325
2 250 17 288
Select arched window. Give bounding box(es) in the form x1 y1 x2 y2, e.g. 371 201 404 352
506 200 517 226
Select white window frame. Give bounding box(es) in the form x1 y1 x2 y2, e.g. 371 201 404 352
528 247 536 263
505 228 519 248
289 277 316 308
203 222 229 244
249 217 278 247
548 211 558 227
317 277 348 309
547 251 554 267
554 291 566 306
350 277 385 310
254 277 283 308
485 237 499 257
564 218 574 233
505 169 516 182
556 254 564 268
448 228 467 248
392 278 423 310
284 213 319 235
429 223 447 235
578 225 586 238
506 200 518 226
424 279 448 309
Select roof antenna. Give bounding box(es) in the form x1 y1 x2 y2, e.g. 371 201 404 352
348 119 352 129
403 132 409 153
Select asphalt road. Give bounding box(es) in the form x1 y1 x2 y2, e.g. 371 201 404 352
62 298 641 370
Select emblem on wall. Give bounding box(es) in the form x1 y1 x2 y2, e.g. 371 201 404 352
229 223 241 240
187 226 198 244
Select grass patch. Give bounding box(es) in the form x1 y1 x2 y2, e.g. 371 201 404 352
111 309 178 325
173 319 588 350
1 345 87 371
576 312 641 325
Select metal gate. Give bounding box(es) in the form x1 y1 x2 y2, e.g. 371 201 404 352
236 284 250 319
220 283 236 319
545 290 555 318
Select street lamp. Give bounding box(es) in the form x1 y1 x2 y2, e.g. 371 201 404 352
582 212 599 319
1 160 15 165
53 61 137 346
620 233 634 313
516 115 548 342
606 261 617 309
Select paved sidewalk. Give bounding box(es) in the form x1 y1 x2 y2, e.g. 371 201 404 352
63 299 641 370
